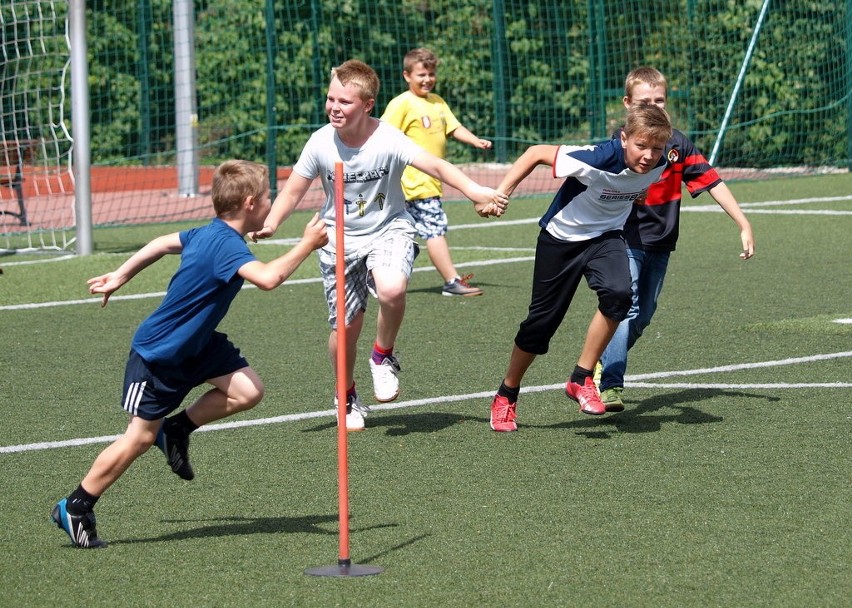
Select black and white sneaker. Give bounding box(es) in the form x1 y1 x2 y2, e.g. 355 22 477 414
155 420 194 480
369 354 401 402
51 498 107 548
333 392 371 431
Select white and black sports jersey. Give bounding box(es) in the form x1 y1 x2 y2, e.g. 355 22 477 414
540 138 667 242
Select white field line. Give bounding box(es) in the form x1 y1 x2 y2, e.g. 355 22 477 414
627 382 852 389
0 256 536 311
665 195 852 215
3 193 849 270
689 209 852 216
2 195 849 451
2 351 850 455
0 254 77 265
725 195 852 207
4 188 850 312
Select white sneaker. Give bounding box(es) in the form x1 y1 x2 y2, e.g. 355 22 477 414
369 354 401 402
334 393 370 432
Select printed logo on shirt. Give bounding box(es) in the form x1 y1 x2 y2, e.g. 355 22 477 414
327 167 390 184
345 192 387 216
667 148 680 164
599 188 645 202
421 116 432 128
354 194 368 216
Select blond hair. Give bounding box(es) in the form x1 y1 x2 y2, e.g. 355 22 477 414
330 59 380 101
211 160 268 216
623 103 672 144
624 66 668 100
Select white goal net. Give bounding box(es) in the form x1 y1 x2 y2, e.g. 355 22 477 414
1 0 74 253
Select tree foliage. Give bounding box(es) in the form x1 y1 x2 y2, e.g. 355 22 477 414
72 0 850 168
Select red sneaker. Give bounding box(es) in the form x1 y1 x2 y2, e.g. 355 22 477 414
565 377 606 415
490 395 517 432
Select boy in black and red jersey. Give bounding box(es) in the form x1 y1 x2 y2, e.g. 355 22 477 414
597 67 756 411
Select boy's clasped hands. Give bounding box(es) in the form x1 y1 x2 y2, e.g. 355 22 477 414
474 189 510 218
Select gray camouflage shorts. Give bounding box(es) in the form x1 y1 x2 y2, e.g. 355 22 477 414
318 220 419 329
406 196 448 239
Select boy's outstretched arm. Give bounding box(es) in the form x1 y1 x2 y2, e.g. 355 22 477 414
249 172 314 242
87 233 182 307
411 152 508 216
707 182 755 259
239 213 328 290
496 145 559 197
451 125 492 150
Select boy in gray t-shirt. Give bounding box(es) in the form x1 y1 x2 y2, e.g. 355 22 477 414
252 59 506 431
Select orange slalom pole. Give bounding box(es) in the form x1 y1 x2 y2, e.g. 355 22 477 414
304 162 381 577
333 161 351 566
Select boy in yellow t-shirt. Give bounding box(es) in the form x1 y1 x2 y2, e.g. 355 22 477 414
382 48 493 296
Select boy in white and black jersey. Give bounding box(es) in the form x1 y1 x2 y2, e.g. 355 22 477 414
252 59 507 431
488 104 672 432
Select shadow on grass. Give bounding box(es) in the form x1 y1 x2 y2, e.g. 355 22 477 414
302 388 780 438
544 388 780 437
406 280 498 296
109 514 397 545
359 533 431 564
302 411 468 435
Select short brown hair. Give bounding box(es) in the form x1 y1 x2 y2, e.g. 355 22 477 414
403 47 438 72
623 103 672 144
211 160 268 216
624 66 668 99
330 59 380 102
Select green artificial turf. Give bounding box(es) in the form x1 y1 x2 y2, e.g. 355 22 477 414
0 173 850 607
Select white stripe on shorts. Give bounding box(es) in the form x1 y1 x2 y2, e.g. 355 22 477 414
123 381 146 416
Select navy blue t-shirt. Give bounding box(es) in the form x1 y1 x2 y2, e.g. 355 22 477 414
132 218 256 365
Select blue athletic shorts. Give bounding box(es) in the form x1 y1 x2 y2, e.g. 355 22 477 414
120 331 249 420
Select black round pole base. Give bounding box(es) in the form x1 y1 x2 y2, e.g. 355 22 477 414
305 559 383 577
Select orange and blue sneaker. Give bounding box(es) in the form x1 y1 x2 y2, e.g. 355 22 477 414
490 395 517 432
565 376 606 415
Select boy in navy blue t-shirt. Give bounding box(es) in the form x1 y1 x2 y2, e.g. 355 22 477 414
51 160 327 548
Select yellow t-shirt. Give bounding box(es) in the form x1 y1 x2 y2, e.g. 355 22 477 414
381 90 461 200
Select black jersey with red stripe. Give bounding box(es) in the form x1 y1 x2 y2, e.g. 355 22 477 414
614 127 722 252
